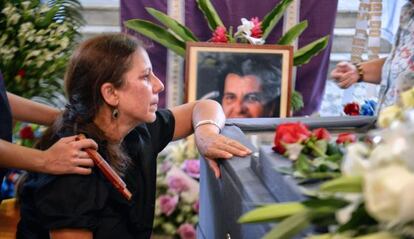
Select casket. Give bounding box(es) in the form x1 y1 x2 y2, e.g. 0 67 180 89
197 116 375 239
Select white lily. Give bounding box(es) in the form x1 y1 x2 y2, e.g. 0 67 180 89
244 35 265 45
236 18 254 36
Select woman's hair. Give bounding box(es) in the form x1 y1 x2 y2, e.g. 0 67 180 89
40 34 143 175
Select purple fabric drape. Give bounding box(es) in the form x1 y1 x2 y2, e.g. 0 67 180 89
120 0 338 115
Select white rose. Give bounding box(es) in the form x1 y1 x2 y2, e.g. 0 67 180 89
364 164 414 224
370 125 414 171
341 142 370 176
368 144 398 168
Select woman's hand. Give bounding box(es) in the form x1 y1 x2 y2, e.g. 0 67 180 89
41 135 97 175
330 61 360 89
194 125 251 178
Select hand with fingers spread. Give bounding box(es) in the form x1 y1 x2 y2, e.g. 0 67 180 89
41 135 97 175
194 126 252 178
330 61 360 89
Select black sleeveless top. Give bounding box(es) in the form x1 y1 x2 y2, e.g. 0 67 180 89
0 71 13 202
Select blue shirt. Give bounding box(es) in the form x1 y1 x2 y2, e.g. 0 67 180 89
0 71 13 202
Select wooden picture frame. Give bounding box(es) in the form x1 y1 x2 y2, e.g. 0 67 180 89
185 42 293 118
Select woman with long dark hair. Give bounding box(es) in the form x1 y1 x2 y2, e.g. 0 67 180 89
16 34 251 239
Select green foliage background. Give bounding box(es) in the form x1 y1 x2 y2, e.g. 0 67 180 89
0 0 83 102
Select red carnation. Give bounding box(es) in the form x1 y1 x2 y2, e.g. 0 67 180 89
211 26 229 43
19 125 34 140
17 69 25 78
336 132 357 144
343 102 360 116
250 17 263 38
312 128 331 140
272 122 312 154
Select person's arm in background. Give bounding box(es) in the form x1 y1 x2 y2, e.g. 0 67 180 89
330 58 386 89
0 92 97 174
171 99 252 178
0 136 95 175
7 91 60 125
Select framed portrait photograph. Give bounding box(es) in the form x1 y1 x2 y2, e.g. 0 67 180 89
185 42 293 118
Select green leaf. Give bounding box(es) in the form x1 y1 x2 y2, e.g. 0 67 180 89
263 211 310 239
355 232 400 239
337 203 377 233
296 154 312 173
124 19 186 57
327 143 342 156
320 176 363 193
290 90 304 112
238 202 306 224
314 140 328 156
303 198 349 209
36 4 60 28
306 171 342 180
278 20 308 45
262 0 294 40
325 153 342 163
294 36 329 66
307 234 335 239
196 0 224 31
145 8 198 42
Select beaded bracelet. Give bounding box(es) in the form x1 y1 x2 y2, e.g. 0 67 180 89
353 62 364 83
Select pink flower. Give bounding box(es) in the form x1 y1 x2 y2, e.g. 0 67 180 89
250 17 263 38
167 175 189 193
211 26 228 43
182 159 200 178
193 199 199 214
158 195 179 216
177 223 196 239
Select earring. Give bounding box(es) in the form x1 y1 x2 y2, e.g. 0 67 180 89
112 108 119 119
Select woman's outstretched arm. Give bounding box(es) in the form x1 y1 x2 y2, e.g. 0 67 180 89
170 99 252 178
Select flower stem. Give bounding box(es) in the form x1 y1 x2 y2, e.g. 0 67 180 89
306 141 327 158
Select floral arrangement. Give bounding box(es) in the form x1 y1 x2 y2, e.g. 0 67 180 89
0 0 83 101
273 122 356 181
124 0 330 112
239 86 414 239
153 141 200 239
343 100 377 116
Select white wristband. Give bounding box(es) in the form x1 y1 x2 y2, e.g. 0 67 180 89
194 120 221 133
